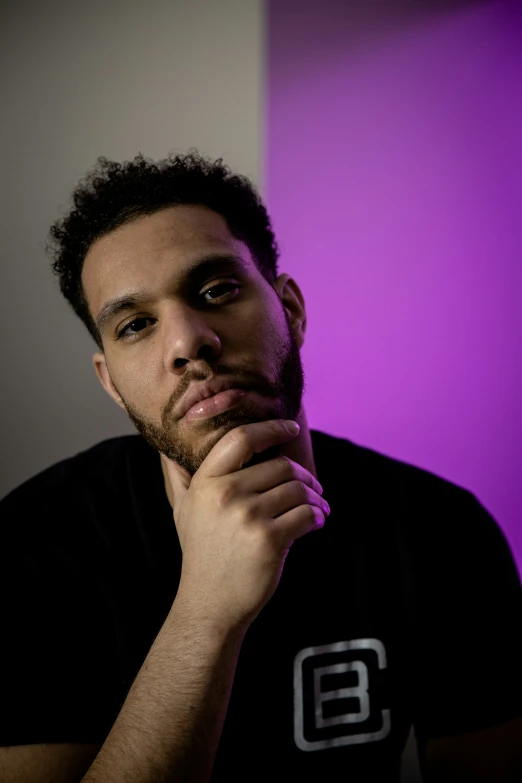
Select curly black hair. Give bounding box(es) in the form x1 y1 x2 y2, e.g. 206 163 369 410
46 150 279 350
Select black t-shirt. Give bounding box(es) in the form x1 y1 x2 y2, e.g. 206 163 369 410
1 429 521 781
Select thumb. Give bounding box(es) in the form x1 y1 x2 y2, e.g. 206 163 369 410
161 453 191 521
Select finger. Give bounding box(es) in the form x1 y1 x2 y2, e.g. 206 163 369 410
257 480 330 520
274 503 326 544
233 455 323 497
198 419 301 479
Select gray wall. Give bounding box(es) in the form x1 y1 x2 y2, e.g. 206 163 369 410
0 5 425 778
0 0 263 499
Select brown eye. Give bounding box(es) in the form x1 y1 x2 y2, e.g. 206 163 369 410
117 317 153 340
201 282 239 303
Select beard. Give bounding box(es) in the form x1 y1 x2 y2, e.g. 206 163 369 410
115 315 305 476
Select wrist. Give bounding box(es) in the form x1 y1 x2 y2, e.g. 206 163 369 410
168 584 249 647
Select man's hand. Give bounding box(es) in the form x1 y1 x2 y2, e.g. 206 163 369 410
163 419 330 631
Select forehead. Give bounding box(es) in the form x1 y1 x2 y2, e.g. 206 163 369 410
82 204 254 315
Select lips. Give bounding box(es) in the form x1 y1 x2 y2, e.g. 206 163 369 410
177 377 251 420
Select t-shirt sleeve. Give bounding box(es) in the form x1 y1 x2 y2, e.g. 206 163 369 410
411 487 522 743
0 491 125 746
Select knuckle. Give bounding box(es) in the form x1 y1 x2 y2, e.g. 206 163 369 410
277 456 298 484
216 476 239 509
234 425 252 445
303 503 322 529
243 498 259 524
294 480 308 503
275 455 291 471
307 504 318 523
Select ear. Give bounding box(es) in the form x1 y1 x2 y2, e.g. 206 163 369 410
92 352 126 410
272 274 307 349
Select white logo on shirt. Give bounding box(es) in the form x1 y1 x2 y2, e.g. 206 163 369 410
293 638 391 751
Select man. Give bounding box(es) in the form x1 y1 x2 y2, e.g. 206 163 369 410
0 152 521 783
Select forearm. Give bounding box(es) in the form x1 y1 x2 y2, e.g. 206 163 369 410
81 596 246 783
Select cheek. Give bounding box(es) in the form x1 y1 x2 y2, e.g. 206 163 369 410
112 355 159 410
250 309 289 364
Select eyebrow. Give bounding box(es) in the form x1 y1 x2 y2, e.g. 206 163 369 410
95 253 248 337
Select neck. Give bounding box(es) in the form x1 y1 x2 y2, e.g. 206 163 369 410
159 407 317 512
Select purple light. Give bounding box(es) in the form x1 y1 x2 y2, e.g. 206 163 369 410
267 0 522 573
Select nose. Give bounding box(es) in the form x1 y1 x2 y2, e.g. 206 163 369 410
162 304 222 371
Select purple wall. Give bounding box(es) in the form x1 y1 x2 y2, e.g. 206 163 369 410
267 0 522 573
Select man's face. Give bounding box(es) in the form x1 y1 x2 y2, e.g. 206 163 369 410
82 204 306 475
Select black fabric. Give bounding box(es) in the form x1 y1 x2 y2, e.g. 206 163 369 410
1 430 521 781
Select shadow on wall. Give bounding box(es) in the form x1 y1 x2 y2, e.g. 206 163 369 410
267 0 522 572
271 0 496 64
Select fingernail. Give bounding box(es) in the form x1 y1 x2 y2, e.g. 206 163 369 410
283 420 300 434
